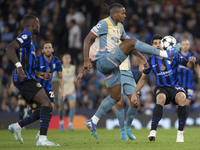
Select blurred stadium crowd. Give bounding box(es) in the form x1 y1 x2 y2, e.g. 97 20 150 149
1 0 200 115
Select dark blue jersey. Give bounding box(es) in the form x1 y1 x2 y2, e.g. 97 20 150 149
14 30 37 82
143 54 188 88
35 55 62 91
177 51 198 89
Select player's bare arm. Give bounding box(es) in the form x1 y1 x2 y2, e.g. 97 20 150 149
83 31 97 71
6 41 27 80
58 71 64 101
132 50 149 69
76 67 87 83
131 73 148 104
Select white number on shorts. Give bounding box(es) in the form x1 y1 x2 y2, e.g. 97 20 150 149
49 91 55 98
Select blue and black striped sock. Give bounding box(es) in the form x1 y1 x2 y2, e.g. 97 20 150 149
178 105 187 131
18 108 40 128
151 104 163 130
40 106 51 135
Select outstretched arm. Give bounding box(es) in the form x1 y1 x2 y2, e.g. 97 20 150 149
76 67 87 83
83 31 97 71
131 73 148 104
133 50 149 69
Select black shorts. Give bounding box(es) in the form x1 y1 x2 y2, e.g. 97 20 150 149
154 86 185 105
14 79 42 104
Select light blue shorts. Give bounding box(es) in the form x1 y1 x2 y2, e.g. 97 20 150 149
96 46 127 88
58 89 76 105
120 71 136 95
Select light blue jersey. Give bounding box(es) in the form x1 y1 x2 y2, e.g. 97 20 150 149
89 16 127 62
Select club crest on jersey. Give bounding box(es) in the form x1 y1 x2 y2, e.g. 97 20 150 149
111 49 115 54
161 65 166 70
36 83 42 87
47 67 51 73
156 89 160 94
32 103 37 109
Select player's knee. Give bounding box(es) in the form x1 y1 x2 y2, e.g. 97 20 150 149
130 100 140 108
176 93 186 106
127 39 137 49
110 93 121 101
116 101 124 109
156 94 166 106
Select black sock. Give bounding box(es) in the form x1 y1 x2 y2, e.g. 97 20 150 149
178 105 187 131
151 104 163 130
18 105 25 120
40 106 51 136
18 108 40 128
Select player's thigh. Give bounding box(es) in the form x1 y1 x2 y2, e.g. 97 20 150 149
15 79 51 107
67 93 76 108
96 46 127 74
33 88 51 107
119 39 136 55
154 87 168 105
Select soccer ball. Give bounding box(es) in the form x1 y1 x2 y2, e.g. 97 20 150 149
161 36 177 50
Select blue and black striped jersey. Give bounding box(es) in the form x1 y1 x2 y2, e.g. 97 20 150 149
143 54 188 88
35 55 62 91
14 30 37 82
177 51 198 89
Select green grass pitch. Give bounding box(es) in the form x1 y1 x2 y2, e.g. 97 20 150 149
0 127 199 150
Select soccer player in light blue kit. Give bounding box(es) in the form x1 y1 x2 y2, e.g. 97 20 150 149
114 56 138 140
82 3 180 139
58 54 76 131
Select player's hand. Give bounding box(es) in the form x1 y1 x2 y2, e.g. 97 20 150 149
143 61 149 70
61 91 64 101
44 73 52 80
189 57 196 63
83 58 92 71
131 92 139 106
17 67 27 80
76 72 83 83
139 64 144 72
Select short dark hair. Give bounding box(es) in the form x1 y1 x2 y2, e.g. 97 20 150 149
151 34 163 44
110 3 124 15
42 41 52 49
23 14 37 26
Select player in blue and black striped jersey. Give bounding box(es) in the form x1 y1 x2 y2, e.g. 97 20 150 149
32 41 64 139
131 35 196 142
34 41 64 106
178 38 200 106
6 14 59 146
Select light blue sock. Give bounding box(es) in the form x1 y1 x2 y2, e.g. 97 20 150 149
125 107 137 127
95 95 118 118
59 110 63 120
69 108 75 123
115 109 125 132
134 40 160 56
